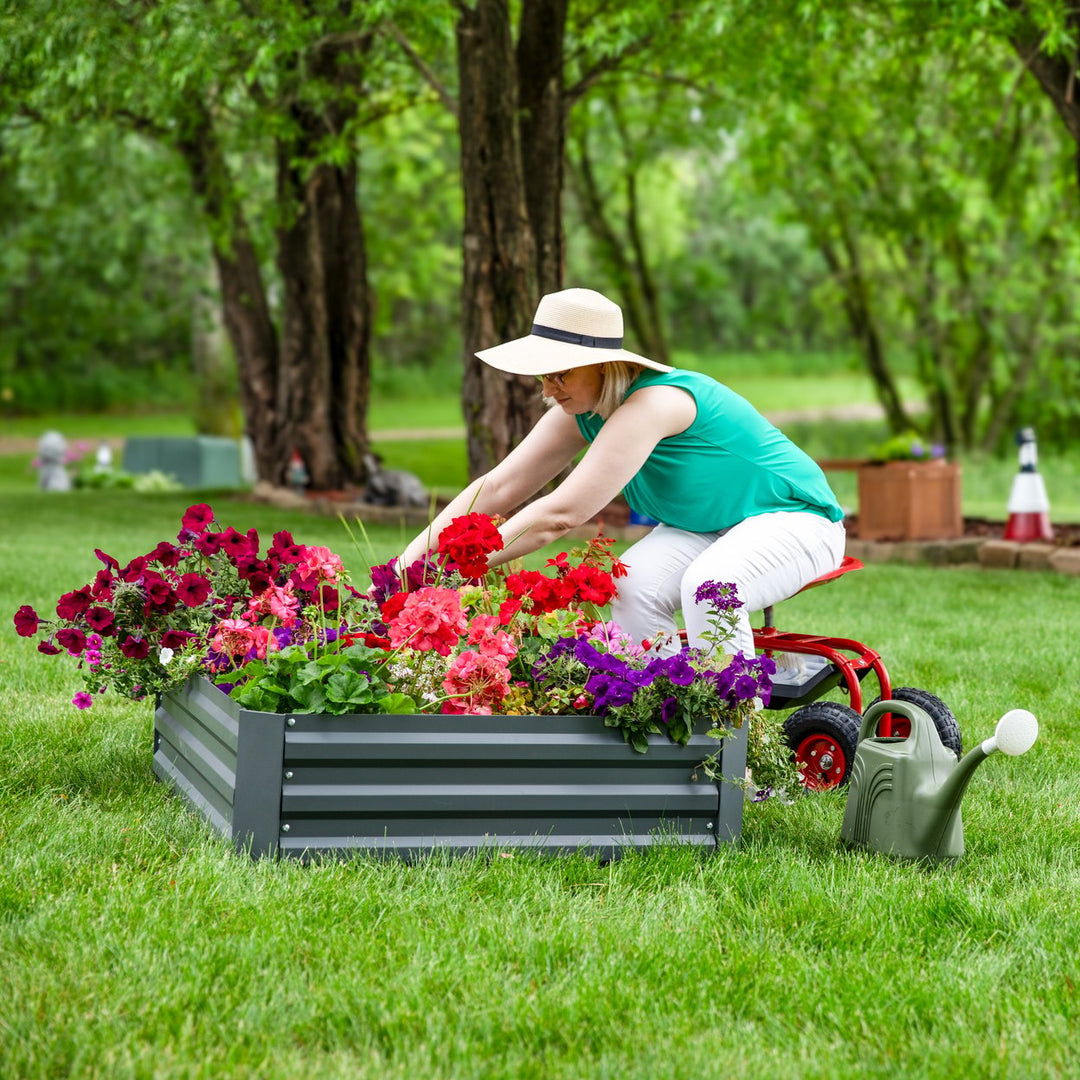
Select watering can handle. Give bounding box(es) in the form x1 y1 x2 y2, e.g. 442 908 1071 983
858 700 918 744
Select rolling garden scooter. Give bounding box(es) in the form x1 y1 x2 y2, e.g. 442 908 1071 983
752 556 963 790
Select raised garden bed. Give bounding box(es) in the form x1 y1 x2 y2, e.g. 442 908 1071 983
153 676 746 860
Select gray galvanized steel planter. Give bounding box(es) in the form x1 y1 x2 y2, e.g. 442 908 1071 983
153 676 746 860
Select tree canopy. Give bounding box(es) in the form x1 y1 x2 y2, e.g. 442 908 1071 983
3 0 1079 470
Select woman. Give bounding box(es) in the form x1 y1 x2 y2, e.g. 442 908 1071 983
399 288 846 656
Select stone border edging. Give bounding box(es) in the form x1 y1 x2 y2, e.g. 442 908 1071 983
846 536 1080 575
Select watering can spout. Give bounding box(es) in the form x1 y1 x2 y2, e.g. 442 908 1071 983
919 709 1039 856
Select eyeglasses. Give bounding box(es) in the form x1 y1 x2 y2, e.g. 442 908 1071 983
536 369 574 389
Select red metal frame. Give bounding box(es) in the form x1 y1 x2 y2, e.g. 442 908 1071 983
750 556 896 732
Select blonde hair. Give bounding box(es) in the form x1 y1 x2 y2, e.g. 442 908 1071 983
593 361 646 419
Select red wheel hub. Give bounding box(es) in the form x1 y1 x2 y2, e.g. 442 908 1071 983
794 734 848 790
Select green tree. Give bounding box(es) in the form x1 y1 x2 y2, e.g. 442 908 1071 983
739 10 1080 451
1 0 397 488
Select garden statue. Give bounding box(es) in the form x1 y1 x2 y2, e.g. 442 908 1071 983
362 451 429 508
841 700 1038 862
94 442 113 473
37 431 72 491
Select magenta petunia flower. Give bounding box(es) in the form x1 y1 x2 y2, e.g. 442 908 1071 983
176 573 212 607
147 541 181 568
72 692 94 710
194 532 223 556
91 569 114 601
142 574 175 610
120 556 148 584
181 503 215 534
56 587 93 621
219 527 254 560
56 628 88 656
119 636 151 660
13 604 39 637
85 606 116 635
94 549 119 570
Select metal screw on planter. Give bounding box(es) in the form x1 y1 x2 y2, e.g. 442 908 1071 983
37 431 72 492
841 701 1038 862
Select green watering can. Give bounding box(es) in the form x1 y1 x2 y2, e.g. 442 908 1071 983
840 701 1039 861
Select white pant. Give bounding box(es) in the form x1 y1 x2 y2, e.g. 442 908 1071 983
610 512 847 656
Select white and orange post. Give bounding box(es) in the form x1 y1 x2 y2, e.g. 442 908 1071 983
1003 428 1054 542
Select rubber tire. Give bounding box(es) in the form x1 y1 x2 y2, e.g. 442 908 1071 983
782 701 862 791
867 687 962 760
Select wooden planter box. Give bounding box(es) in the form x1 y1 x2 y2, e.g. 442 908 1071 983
153 677 746 860
857 460 963 541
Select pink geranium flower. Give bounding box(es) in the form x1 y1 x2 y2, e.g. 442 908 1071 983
248 582 300 626
441 651 511 714
466 615 517 661
210 618 257 657
387 587 468 656
294 545 344 588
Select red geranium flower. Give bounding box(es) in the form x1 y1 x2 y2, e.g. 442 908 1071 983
438 513 504 579
566 564 616 606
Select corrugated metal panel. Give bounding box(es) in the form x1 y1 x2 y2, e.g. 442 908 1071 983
154 678 744 860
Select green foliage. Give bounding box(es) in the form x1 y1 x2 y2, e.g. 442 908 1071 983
0 123 205 412
868 430 946 462
223 642 417 716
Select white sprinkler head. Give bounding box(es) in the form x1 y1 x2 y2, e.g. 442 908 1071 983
982 709 1039 758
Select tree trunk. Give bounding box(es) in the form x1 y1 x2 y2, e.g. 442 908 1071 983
456 0 543 479
567 129 670 364
517 0 568 296
275 155 371 490
174 103 280 480
273 36 373 491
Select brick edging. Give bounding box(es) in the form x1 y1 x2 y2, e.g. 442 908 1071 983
845 536 1080 575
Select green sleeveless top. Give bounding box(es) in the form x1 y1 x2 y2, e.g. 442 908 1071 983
575 369 843 532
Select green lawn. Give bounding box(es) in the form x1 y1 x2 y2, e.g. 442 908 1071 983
2 493 1079 1077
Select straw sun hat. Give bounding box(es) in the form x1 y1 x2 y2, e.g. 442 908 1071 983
476 288 673 376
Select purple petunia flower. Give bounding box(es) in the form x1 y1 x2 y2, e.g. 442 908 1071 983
693 580 743 611
72 691 94 710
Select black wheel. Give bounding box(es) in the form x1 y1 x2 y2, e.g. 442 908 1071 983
782 701 862 791
867 687 962 759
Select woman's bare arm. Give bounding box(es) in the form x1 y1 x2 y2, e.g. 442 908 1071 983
397 407 588 567
492 385 696 564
